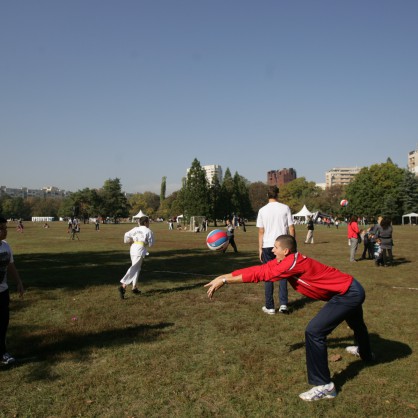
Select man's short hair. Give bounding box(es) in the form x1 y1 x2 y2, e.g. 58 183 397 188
0 216 7 224
276 234 297 253
267 185 279 199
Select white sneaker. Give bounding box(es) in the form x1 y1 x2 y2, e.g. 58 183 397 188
345 346 360 357
262 306 276 315
346 345 375 361
278 305 289 314
299 382 337 401
1 353 16 365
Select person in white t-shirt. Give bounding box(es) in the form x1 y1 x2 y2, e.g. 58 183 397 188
119 216 154 299
256 186 295 314
0 217 25 365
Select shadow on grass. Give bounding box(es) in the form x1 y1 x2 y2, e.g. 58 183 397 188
1 322 174 380
390 257 411 266
355 257 411 266
332 333 412 390
16 249 258 291
286 332 412 391
288 296 316 313
301 241 330 245
143 281 209 296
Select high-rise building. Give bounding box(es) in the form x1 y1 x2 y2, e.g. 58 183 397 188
325 167 361 188
203 164 223 184
267 168 297 187
408 147 418 176
187 164 223 185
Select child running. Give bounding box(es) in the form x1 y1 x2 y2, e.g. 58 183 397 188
119 216 154 299
204 234 374 401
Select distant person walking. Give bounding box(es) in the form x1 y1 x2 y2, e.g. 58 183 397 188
256 185 295 314
16 220 24 233
70 218 80 240
305 216 314 244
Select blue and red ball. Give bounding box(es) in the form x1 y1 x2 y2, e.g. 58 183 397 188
206 229 229 251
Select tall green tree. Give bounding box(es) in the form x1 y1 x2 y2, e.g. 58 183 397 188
128 192 160 218
314 185 345 216
248 182 268 216
345 162 405 220
160 176 167 205
27 197 62 219
280 178 319 213
0 196 31 220
233 172 252 219
220 168 234 218
208 174 222 225
181 158 210 219
399 170 418 213
67 188 101 221
172 178 187 220
98 178 130 222
157 191 179 220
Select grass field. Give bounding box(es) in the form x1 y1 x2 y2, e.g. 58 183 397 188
1 220 417 417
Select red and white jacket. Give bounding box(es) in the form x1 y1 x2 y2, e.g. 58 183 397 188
232 253 353 301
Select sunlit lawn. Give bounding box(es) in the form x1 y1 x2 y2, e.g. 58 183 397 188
1 220 417 417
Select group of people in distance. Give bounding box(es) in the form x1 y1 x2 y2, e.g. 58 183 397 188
348 215 394 266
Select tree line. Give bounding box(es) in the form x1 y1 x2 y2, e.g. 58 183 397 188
1 158 417 224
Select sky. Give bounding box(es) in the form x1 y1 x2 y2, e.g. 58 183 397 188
1 0 417 195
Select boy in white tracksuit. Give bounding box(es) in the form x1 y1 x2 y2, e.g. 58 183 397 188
119 216 154 299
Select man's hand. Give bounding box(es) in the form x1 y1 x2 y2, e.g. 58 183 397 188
204 276 225 299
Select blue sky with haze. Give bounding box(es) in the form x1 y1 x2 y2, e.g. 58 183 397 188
1 0 417 194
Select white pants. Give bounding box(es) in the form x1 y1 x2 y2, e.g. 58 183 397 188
120 253 144 288
305 230 314 244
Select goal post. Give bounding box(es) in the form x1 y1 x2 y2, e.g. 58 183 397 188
189 216 207 232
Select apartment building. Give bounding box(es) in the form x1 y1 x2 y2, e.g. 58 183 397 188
408 148 418 176
325 167 361 188
187 164 223 185
203 164 223 184
0 186 68 198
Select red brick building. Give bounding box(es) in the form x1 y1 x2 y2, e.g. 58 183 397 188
267 168 297 187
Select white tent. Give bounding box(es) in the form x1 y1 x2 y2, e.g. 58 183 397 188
402 212 418 225
133 210 147 219
293 205 313 221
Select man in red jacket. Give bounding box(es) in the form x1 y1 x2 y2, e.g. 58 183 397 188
205 234 374 401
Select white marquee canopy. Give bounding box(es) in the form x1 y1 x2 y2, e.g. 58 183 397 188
293 205 313 219
402 212 418 225
133 210 147 219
